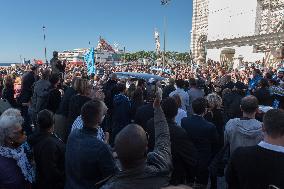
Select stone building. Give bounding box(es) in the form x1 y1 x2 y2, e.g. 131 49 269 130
190 0 284 65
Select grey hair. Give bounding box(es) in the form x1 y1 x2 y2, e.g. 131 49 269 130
0 110 24 146
206 93 223 109
0 108 22 118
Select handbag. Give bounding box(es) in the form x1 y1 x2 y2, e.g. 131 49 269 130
0 98 12 114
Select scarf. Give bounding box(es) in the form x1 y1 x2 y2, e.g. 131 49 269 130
0 143 35 183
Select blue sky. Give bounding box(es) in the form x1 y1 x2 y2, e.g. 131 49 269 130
0 0 193 62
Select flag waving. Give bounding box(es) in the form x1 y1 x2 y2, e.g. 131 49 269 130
84 47 96 76
161 0 170 5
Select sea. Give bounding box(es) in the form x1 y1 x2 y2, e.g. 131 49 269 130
0 63 21 67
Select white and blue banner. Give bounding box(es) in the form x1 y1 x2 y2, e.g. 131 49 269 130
84 47 95 76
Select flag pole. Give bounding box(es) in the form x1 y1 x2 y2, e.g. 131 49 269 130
124 46 126 64
163 15 166 68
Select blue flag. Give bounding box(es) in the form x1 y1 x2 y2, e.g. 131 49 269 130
84 47 95 76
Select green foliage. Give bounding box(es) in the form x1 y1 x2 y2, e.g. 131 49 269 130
123 51 191 63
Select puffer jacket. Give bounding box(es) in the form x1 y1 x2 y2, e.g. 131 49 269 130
100 107 172 189
224 118 264 155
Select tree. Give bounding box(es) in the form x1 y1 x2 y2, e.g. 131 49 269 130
123 51 190 63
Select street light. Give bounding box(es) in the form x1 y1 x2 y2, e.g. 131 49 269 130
43 26 47 64
161 0 170 68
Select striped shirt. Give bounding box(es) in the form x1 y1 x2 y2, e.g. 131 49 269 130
71 116 105 142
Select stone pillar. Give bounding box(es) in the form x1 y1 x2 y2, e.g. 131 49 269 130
190 0 209 60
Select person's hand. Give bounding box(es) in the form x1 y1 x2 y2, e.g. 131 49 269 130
153 86 162 108
104 132 109 144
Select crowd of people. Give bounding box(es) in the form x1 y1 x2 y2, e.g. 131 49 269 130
0 52 284 189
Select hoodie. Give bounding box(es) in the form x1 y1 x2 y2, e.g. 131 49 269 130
111 94 131 144
112 94 131 129
224 118 263 155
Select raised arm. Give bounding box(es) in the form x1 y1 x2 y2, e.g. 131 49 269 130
153 106 171 157
147 89 172 173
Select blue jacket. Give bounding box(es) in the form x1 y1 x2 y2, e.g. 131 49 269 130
65 127 116 189
248 75 262 91
0 156 27 189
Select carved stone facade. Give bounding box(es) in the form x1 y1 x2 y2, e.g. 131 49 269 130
191 0 284 63
255 0 284 52
190 0 209 61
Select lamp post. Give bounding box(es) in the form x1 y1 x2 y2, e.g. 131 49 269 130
43 26 47 64
161 0 170 68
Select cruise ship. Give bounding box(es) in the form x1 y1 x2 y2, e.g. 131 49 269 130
58 48 88 65
58 38 123 65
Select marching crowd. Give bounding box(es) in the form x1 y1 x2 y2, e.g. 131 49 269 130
0 52 284 189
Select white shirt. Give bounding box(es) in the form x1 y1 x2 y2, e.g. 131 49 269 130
169 88 189 111
258 141 284 154
175 108 187 127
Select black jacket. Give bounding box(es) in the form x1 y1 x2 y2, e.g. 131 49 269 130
134 103 154 130
28 132 65 189
47 88 61 114
222 81 235 90
204 108 225 148
19 71 36 103
181 115 219 185
130 100 144 121
57 87 77 116
103 79 117 110
2 85 17 107
226 145 284 189
146 118 197 185
66 95 91 137
162 85 176 99
254 87 272 106
223 92 243 121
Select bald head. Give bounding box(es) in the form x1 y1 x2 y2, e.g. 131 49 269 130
115 124 148 169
